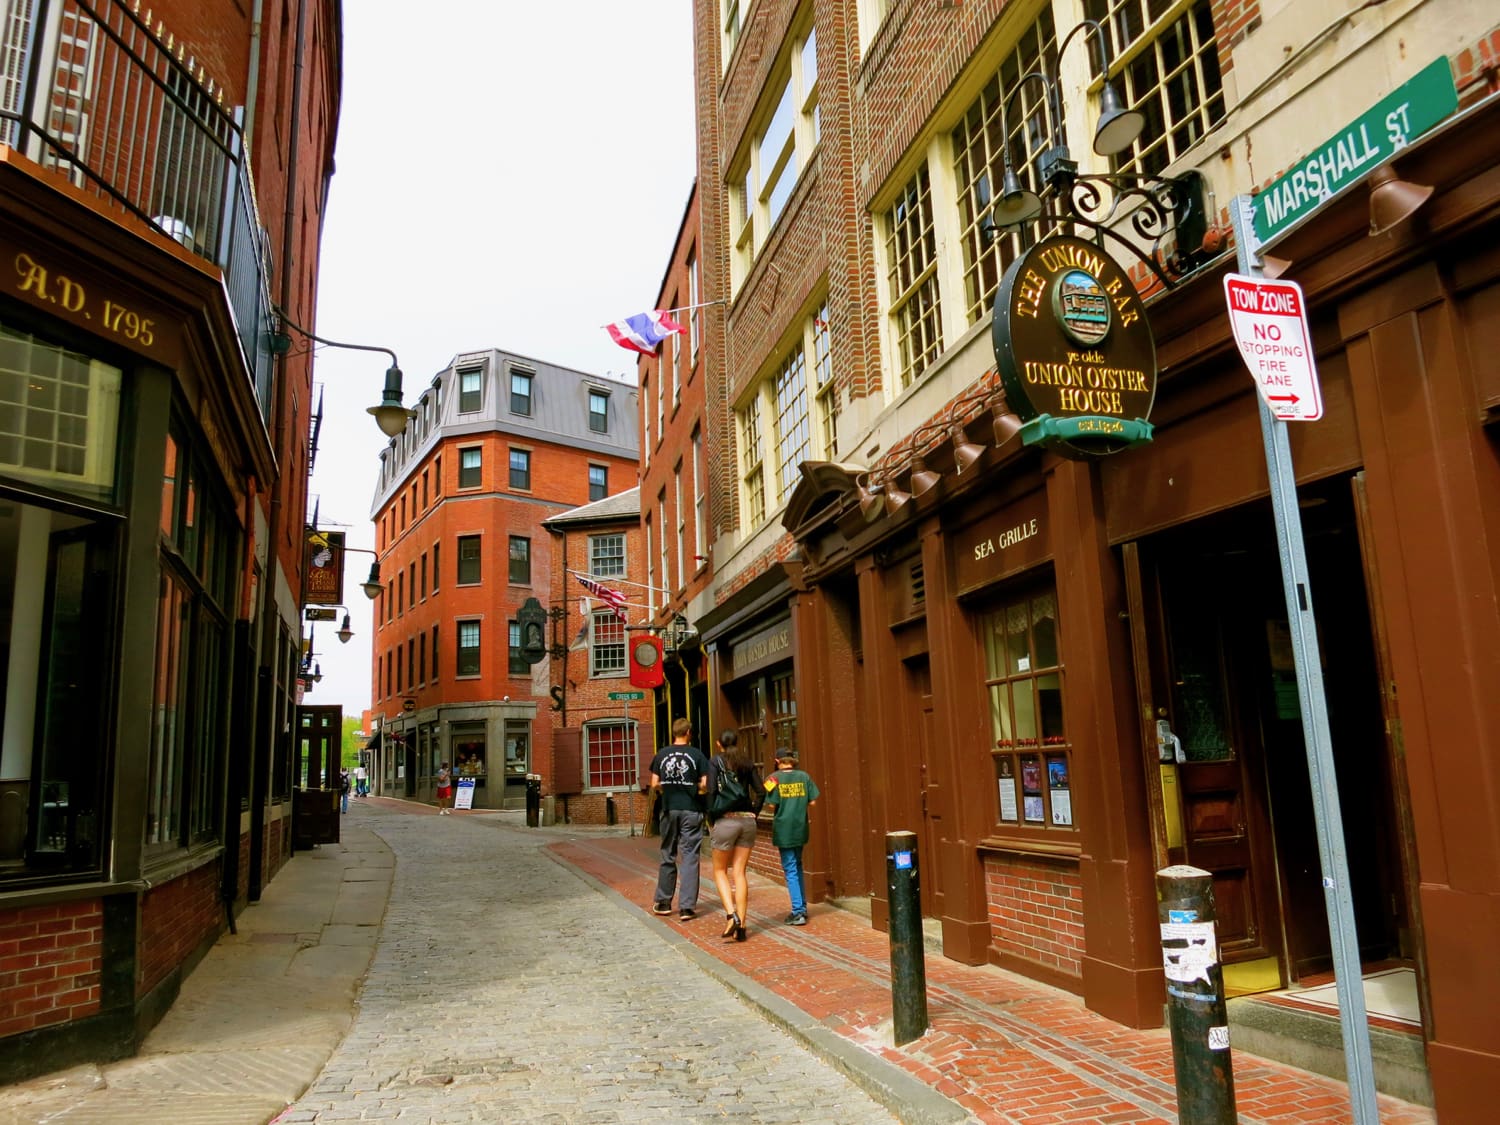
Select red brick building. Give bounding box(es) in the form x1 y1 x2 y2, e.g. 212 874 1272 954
683 0 1500 1114
636 182 714 743
542 489 654 826
0 0 341 1078
367 349 638 810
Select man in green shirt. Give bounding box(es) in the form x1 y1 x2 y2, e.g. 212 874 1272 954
763 751 820 925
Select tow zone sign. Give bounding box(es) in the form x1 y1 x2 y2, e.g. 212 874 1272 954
1223 274 1323 422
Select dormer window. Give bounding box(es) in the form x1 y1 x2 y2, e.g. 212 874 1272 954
511 368 534 416
458 366 483 413
588 389 609 433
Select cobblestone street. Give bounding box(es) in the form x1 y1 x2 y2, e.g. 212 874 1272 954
277 803 902 1124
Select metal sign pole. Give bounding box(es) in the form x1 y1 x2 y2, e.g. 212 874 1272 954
1228 195 1379 1124
625 698 635 838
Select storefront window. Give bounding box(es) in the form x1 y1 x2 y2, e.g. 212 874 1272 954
0 502 118 881
504 719 530 781
453 732 486 781
0 324 122 503
983 588 1072 829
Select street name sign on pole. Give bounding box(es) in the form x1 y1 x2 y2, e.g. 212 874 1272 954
1223 275 1323 421
1229 194 1378 1125
608 690 644 702
607 690 644 835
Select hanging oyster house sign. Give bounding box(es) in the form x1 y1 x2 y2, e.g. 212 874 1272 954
992 234 1157 457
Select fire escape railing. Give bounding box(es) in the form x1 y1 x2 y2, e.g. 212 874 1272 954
0 0 275 419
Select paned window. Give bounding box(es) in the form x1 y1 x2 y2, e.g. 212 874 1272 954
431 541 440 592
658 491 670 595
458 447 481 488
983 588 1072 829
509 535 531 584
692 427 706 562
590 533 625 577
419 553 427 599
722 0 741 60
772 346 811 505
511 369 533 415
508 620 529 674
590 611 625 676
589 464 608 501
458 367 482 413
674 465 686 591
812 304 837 459
585 721 638 791
645 516 655 616
731 22 819 284
0 324 122 501
952 11 1059 322
457 620 481 676
509 449 531 490
1086 0 1225 176
589 390 609 433
431 624 440 682
457 535 481 584
770 670 798 757
739 394 765 529
688 251 700 362
885 165 943 389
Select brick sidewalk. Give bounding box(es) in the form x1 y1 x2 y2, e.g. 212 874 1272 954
549 833 1434 1125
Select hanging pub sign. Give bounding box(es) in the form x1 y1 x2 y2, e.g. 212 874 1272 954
303 529 347 606
992 234 1157 457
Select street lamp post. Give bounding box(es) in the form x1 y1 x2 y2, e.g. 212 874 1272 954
271 308 417 437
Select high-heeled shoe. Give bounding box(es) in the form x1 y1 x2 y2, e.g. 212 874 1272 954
722 913 740 939
734 920 747 942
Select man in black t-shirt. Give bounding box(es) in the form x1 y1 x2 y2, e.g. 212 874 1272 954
648 717 710 921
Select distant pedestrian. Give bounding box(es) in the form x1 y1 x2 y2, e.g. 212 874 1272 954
339 768 351 815
763 750 819 925
648 717 710 921
435 761 453 815
353 763 368 797
707 730 762 942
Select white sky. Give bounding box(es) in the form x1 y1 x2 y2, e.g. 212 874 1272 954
301 2 694 715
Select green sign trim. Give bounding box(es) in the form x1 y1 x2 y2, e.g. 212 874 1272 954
1019 415 1155 448
1252 57 1458 244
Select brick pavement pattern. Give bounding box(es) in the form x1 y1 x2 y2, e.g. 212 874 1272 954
279 804 901 1124
550 833 1439 1125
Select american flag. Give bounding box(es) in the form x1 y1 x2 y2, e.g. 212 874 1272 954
574 573 627 622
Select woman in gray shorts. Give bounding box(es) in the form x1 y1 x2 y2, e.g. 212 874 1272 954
708 730 762 942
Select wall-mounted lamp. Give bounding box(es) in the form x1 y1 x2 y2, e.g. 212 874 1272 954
909 456 941 498
336 613 353 644
360 561 383 601
991 388 1024 446
949 424 986 473
979 18 1211 288
1367 162 1433 237
272 308 416 437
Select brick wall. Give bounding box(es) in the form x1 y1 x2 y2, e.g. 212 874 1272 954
983 852 1084 981
138 862 223 998
0 901 103 1039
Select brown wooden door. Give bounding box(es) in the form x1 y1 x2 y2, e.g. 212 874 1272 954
906 657 943 917
1135 544 1283 967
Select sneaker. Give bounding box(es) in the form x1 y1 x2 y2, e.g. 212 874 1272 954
789 914 807 926
679 909 696 921
652 902 672 916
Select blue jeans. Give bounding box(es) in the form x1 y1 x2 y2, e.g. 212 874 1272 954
340 792 349 814
654 809 704 911
779 846 806 915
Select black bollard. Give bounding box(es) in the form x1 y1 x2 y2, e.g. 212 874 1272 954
1157 864 1237 1124
605 791 617 826
525 773 541 827
886 830 929 1045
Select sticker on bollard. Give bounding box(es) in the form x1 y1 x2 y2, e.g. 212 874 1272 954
893 850 912 869
1169 909 1198 924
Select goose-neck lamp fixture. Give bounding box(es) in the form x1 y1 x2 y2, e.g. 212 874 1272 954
976 18 1212 289
271 309 416 437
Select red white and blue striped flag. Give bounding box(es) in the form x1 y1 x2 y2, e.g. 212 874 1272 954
574 573 628 622
605 310 684 355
